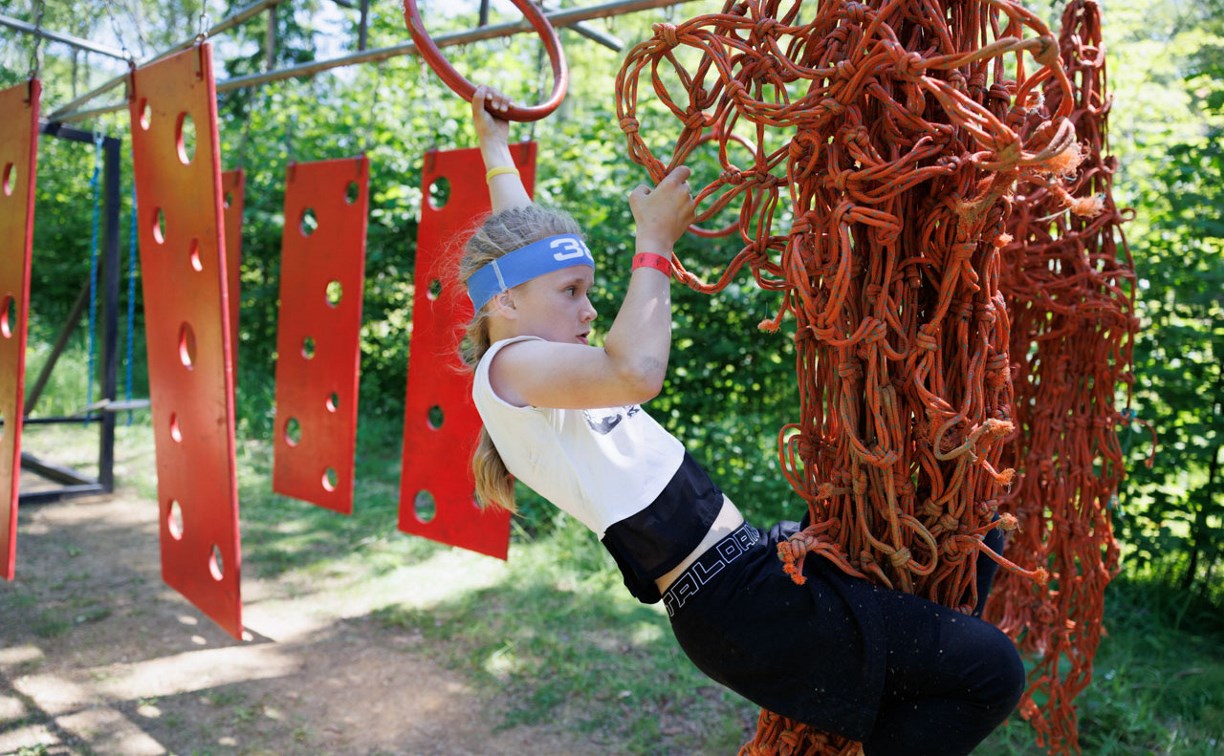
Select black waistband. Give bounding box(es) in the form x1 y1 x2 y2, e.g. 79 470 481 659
662 521 759 618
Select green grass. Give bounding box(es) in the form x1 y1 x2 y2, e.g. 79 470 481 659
15 386 1224 754
372 516 757 753
238 410 1224 755
974 578 1224 755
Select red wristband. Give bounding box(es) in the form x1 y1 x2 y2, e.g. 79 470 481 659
632 252 672 277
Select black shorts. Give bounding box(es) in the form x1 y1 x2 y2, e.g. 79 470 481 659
666 521 886 741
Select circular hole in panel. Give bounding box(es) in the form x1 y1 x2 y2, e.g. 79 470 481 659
427 279 442 301
0 408 5 443
300 208 318 237
223 190 233 208
326 392 340 413
285 417 302 447
427 405 444 430
167 500 184 540
301 336 316 360
169 413 183 443
209 545 224 581
428 177 450 210
176 112 196 165
325 280 343 307
139 99 151 130
322 467 338 492
414 490 437 523
1 295 15 338
153 208 166 244
189 238 203 272
2 163 15 196
345 181 359 204
178 323 196 369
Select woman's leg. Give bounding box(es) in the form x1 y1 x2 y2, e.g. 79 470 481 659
860 588 1026 756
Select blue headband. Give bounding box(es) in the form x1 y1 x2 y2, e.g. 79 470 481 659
466 233 595 311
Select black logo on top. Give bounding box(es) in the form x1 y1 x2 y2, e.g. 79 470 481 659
583 405 640 435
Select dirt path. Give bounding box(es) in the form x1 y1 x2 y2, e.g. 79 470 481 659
0 488 600 755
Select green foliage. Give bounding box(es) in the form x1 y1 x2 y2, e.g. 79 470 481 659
27 137 100 337
1109 0 1224 606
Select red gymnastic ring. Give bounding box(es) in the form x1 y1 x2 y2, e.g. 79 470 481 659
402 0 569 123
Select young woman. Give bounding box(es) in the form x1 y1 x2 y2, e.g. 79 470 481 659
457 85 1025 755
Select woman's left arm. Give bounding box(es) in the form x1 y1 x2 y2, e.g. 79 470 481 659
471 85 532 213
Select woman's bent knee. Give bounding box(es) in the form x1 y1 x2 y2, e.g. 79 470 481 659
985 629 1026 715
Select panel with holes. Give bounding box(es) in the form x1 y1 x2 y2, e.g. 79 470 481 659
221 168 244 371
0 80 40 580
397 143 536 560
272 157 368 514
128 45 242 639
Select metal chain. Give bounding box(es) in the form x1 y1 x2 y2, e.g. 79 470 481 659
195 0 211 44
235 83 263 169
418 48 439 152
101 0 135 64
28 0 46 79
122 0 150 58
363 62 384 157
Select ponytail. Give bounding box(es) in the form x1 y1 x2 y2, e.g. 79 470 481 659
472 428 516 512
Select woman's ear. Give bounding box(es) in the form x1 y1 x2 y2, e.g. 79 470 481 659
490 290 517 318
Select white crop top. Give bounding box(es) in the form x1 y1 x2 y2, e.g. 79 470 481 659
472 336 686 538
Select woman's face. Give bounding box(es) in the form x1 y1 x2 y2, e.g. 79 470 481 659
509 265 598 345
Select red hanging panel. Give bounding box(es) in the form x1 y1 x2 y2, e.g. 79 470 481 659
397 143 536 560
128 45 242 639
221 168 244 370
0 80 40 581
272 157 368 513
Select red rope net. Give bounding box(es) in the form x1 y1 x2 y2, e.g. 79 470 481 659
614 0 1136 752
984 0 1140 752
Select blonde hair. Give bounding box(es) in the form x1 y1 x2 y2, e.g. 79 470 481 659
456 203 583 512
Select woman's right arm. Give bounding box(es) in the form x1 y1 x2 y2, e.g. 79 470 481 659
489 166 696 410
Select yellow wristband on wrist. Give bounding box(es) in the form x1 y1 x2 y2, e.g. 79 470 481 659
486 166 520 182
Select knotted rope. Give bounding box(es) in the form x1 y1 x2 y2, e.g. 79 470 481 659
615 0 1131 752
984 1 1139 752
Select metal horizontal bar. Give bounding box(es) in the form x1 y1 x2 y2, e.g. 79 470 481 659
6 416 102 426
19 484 107 505
53 0 693 123
564 21 624 52
76 398 151 415
20 452 96 485
0 13 129 60
38 120 122 146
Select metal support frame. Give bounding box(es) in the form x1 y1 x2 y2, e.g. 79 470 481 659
358 0 370 51
15 123 122 505
47 0 286 122
0 13 130 60
544 3 625 51
52 0 692 123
